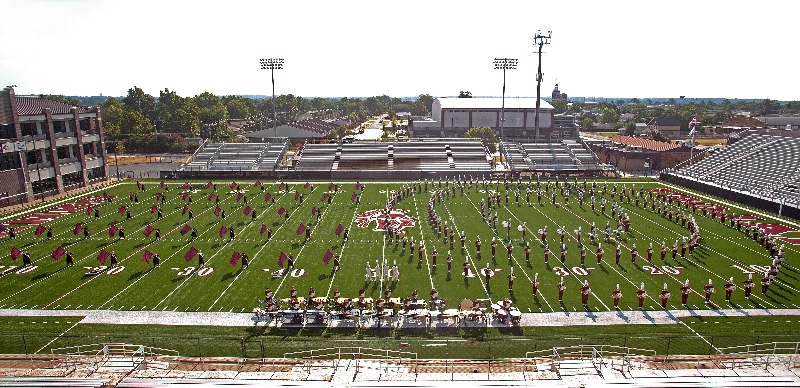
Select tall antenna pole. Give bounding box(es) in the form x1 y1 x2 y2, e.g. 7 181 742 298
260 58 284 138
494 58 518 142
533 31 551 143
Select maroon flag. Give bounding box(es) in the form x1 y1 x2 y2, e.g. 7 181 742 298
108 225 119 237
311 207 318 216
219 225 229 238
236 193 243 202
183 182 189 188
102 192 109 201
296 223 306 236
304 182 310 189
264 193 272 202
182 206 189 215
322 249 333 265
260 223 268 236
214 206 222 217
160 181 165 188
73 223 83 235
208 193 216 201
206 181 213 189
294 191 300 201
182 191 189 201
320 193 329 202
86 206 94 216
328 182 335 191
11 247 21 260
254 181 262 186
277 207 286 216
151 205 157 214
118 206 126 215
278 252 288 268
0 224 7 232
355 182 361 190
243 206 252 216
230 181 237 189
335 223 344 237
35 225 46 237
351 192 357 202
143 225 154 237
184 246 198 261
180 224 192 235
279 182 286 190
230 251 241 266
129 192 135 200
51 246 66 261
156 193 163 200
142 250 153 264
97 249 110 265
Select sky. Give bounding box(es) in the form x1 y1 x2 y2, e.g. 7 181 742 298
0 0 797 101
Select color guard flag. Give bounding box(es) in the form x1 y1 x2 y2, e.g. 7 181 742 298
160 181 165 188
183 182 189 188
102 192 109 201
51 246 66 261
335 223 344 237
328 182 335 191
208 193 216 201
688 116 697 137
355 182 361 190
137 181 141 189
278 252 288 267
35 225 46 237
109 225 119 237
151 205 157 214
129 192 135 200
11 247 21 260
156 193 163 200
322 249 333 265
214 206 222 217
351 192 357 202
0 224 6 232
73 223 83 235
142 250 153 264
219 225 229 238
260 223 268 236
182 191 189 201
182 206 189 215
311 207 318 216
184 246 198 261
230 251 241 266
277 207 286 216
304 182 310 189
296 223 306 236
143 225 154 237
279 182 286 190
206 181 213 189
236 193 243 202
264 193 272 202
180 224 192 235
243 206 252 216
254 181 262 186
118 206 126 215
86 206 94 216
294 191 300 201
320 193 329 202
230 181 237 189
97 249 110 265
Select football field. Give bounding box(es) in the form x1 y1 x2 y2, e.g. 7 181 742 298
1 177 798 319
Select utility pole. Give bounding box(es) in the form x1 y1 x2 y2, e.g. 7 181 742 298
533 31 552 143
260 58 284 139
493 58 518 142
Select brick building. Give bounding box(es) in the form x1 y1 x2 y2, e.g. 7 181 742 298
0 87 108 205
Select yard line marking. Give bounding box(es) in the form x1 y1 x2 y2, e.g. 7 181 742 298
36 321 80 354
411 192 435 289
324 188 362 299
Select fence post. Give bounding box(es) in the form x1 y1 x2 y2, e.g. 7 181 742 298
241 338 246 358
665 337 671 360
709 336 715 355
23 335 27 356
261 339 265 359
197 338 202 362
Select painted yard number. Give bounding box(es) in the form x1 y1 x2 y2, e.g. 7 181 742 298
642 265 684 276
731 264 771 274
553 267 595 277
172 267 214 276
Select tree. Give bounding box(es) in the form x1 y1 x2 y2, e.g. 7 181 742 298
122 86 157 122
649 129 668 142
158 89 200 136
417 94 434 114
580 117 595 131
194 92 230 140
624 121 637 136
550 99 568 114
458 91 472 98
464 126 497 153
600 107 619 124
221 95 252 119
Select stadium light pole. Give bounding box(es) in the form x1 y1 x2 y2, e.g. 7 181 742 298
260 58 284 138
533 31 551 143
494 58 518 142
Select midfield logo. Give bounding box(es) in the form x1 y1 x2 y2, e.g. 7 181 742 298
355 209 416 232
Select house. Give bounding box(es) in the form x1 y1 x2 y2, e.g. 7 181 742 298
647 118 682 138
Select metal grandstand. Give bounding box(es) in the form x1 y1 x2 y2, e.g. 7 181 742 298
500 139 611 176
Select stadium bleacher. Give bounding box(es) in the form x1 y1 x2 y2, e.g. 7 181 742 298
501 140 605 174
182 142 288 172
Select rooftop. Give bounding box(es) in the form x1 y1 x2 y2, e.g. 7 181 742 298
15 96 92 116
437 97 554 110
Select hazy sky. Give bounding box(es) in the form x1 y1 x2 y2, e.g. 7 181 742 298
1 0 796 100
